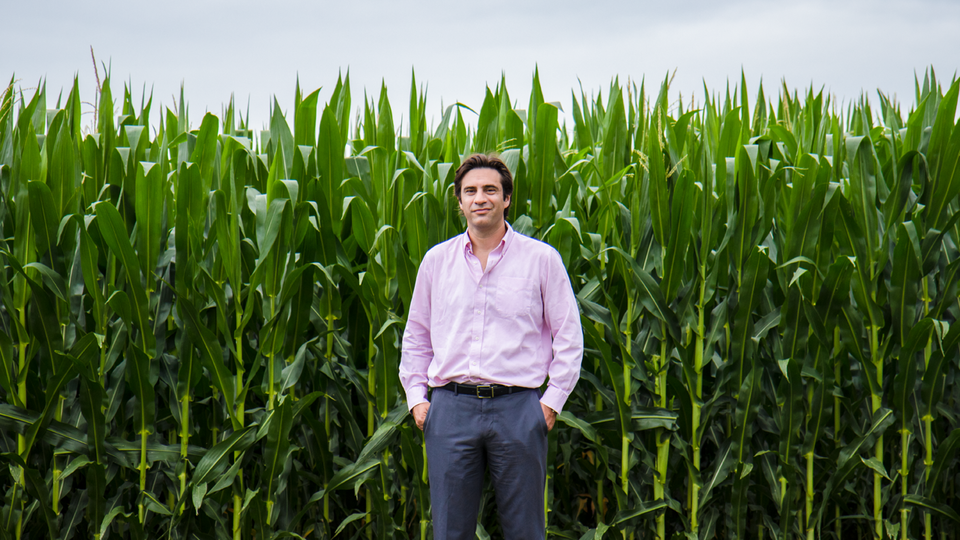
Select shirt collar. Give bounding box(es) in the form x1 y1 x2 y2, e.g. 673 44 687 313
462 221 514 256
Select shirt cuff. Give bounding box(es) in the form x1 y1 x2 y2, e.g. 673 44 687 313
539 386 570 414
405 386 430 411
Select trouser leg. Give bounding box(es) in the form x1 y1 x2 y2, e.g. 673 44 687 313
486 390 548 540
424 389 485 540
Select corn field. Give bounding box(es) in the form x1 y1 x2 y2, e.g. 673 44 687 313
1 68 959 540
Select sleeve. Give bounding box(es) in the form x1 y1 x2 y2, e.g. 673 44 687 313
539 249 584 414
399 253 435 410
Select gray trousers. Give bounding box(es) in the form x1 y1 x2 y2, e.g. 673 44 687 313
423 387 548 540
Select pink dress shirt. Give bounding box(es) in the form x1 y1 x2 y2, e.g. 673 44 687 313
400 223 584 413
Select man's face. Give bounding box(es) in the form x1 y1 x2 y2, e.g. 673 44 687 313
458 168 511 234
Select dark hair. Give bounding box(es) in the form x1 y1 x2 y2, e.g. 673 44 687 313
453 153 514 221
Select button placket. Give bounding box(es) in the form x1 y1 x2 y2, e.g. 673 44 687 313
470 278 487 378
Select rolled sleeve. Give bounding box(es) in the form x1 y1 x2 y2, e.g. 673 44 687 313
400 255 435 410
539 250 584 414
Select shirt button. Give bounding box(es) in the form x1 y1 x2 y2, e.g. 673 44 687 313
473 335 480 341
475 309 481 314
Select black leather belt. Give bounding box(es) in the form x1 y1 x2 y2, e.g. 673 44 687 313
437 382 534 399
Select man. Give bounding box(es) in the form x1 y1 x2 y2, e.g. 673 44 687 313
400 153 584 540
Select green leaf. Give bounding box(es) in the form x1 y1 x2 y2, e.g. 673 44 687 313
24 261 67 302
700 438 736 508
192 482 208 515
610 500 668 525
0 405 91 458
924 79 960 230
22 354 78 462
125 346 155 436
927 428 960 496
474 87 499 153
357 407 408 464
733 366 762 465
134 161 164 283
530 102 559 227
557 411 601 445
263 395 295 523
919 207 960 275
648 107 669 247
731 247 769 385
778 357 803 468
607 246 680 340
317 105 344 236
344 196 376 253
177 296 238 428
94 201 154 353
86 463 105 537
731 462 751 540
214 189 241 291
661 169 695 301
99 504 128 539
860 456 890 480
839 304 877 397
26 180 59 256
904 495 960 524
48 118 79 217
175 161 205 296
815 408 895 526
334 512 368 537
890 223 920 345
630 407 679 431
582 316 631 451
801 343 833 456
191 426 257 486
0 332 17 407
844 135 880 258
571 90 594 151
893 318 931 424
600 80 627 181
191 112 220 190
208 456 244 494
78 224 106 330
280 338 315 393
921 317 960 420
23 467 58 538
403 191 428 264
79 377 106 465
295 88 320 147
1 249 61 354
325 459 380 495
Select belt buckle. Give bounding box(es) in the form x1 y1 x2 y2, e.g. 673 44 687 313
476 385 493 398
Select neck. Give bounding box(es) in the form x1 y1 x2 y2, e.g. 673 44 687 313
467 221 507 253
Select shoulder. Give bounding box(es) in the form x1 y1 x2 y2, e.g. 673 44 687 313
509 229 563 263
421 233 465 266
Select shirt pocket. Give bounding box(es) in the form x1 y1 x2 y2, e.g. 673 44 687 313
495 276 536 319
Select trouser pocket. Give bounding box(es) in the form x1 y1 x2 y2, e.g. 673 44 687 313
530 390 547 434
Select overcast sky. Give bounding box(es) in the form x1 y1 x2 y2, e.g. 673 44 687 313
4 0 959 133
